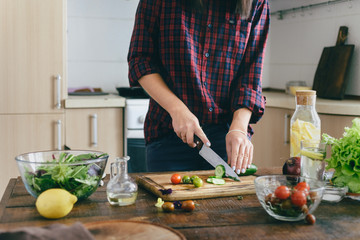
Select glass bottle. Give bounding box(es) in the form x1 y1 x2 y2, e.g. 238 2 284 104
290 90 321 157
106 156 138 206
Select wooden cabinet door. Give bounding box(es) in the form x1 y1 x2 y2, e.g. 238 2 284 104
0 0 66 114
65 108 124 168
320 114 355 139
0 114 65 196
251 107 293 168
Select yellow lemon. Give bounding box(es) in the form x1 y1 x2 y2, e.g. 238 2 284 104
35 188 77 219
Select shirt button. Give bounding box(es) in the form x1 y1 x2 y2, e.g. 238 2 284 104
205 52 209 58
229 19 235 24
209 108 213 112
207 23 212 28
203 82 207 86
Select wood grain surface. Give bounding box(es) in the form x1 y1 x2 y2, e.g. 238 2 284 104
136 170 256 201
84 220 186 240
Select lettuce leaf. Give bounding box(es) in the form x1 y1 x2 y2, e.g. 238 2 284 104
323 118 360 193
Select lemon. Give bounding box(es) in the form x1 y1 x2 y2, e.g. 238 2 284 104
290 119 320 157
35 188 77 219
300 149 325 160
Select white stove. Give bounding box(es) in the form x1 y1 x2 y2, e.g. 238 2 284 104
124 98 149 173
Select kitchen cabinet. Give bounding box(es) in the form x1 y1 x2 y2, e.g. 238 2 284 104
252 106 358 168
0 114 65 196
65 108 124 171
0 0 66 197
0 0 67 114
251 107 292 168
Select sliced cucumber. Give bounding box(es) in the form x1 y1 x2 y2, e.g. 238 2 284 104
206 178 226 185
211 178 226 185
215 165 226 178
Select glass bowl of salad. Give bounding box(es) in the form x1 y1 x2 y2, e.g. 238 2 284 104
254 175 325 221
15 150 109 200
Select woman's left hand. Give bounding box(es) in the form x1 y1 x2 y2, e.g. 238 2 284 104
226 131 253 175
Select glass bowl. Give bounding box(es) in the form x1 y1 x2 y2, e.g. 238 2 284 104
322 184 348 203
15 150 109 200
254 175 325 221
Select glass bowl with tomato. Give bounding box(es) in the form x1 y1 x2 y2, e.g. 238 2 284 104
254 175 325 221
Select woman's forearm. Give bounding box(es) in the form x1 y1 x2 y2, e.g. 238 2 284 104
138 73 187 116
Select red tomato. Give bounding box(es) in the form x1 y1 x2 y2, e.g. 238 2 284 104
295 182 310 191
171 174 182 184
181 200 195 212
291 190 307 207
274 185 290 200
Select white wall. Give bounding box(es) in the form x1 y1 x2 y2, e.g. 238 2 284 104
67 0 360 96
67 0 139 93
264 0 360 96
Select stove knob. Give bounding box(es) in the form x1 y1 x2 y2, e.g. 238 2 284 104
138 115 145 124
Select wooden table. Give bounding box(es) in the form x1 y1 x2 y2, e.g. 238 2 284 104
1 168 360 240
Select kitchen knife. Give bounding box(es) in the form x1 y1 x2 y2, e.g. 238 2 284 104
194 136 240 181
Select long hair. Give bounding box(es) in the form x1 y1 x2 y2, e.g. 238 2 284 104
188 0 253 19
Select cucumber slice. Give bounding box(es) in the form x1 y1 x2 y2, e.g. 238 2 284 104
206 178 226 185
211 178 226 185
215 165 226 178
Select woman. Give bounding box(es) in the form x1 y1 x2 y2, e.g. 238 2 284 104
128 0 269 174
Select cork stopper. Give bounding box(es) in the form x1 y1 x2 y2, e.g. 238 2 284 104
296 90 316 105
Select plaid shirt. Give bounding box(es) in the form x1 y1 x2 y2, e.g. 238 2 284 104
128 0 270 143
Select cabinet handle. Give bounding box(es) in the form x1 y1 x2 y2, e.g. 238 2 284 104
56 120 62 150
91 114 98 147
55 74 62 109
284 114 290 144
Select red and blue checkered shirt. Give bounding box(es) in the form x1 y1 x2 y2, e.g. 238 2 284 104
128 0 270 144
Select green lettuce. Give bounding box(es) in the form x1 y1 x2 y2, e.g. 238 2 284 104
323 118 360 193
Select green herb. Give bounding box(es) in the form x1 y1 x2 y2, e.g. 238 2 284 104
322 118 360 193
25 153 107 200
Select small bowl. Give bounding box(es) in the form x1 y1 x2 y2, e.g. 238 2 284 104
254 175 325 221
15 150 109 200
322 184 348 203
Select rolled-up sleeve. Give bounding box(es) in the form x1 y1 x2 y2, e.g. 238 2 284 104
231 0 270 124
128 0 161 87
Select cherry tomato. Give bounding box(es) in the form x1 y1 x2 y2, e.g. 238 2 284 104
171 174 182 184
193 178 203 188
162 202 175 212
291 190 307 207
295 182 310 192
305 213 316 225
182 175 191 184
274 185 290 200
181 200 195 212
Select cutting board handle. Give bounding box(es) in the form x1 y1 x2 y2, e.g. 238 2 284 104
336 26 348 46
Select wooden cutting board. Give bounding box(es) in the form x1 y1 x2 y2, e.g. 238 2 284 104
312 26 354 100
136 170 256 201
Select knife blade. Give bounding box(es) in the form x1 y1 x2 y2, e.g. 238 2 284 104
194 136 240 181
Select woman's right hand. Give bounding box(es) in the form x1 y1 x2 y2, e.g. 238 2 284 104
138 73 210 148
170 106 210 148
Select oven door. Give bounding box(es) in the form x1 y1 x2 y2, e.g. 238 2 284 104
127 138 147 173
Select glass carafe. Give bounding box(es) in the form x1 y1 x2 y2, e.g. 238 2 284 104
290 90 321 157
106 156 138 206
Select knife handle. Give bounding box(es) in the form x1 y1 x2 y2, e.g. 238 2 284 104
194 135 203 151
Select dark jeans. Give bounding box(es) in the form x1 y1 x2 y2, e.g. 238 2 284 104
146 124 229 172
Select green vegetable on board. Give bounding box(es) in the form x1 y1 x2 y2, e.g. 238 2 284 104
322 118 360 193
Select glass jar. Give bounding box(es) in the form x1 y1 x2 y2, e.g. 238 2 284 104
290 90 321 157
106 156 138 206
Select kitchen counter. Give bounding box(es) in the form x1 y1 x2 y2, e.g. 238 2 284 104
263 90 360 116
65 94 126 108
1 168 360 239
64 91 360 116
